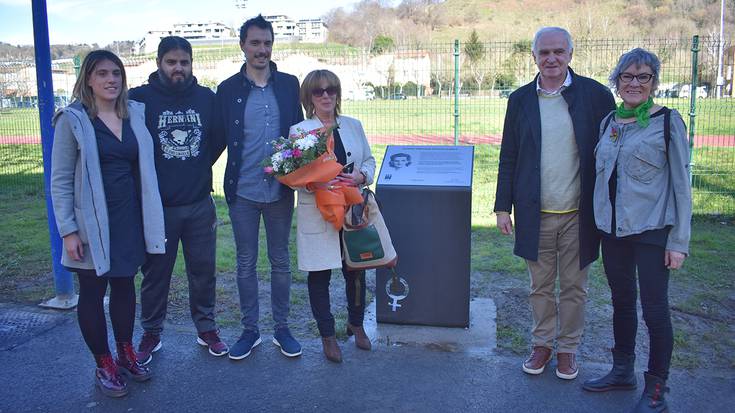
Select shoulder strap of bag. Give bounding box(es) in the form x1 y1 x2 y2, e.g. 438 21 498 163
601 111 615 134
663 106 671 154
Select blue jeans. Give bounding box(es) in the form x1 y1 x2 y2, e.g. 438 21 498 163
229 192 294 332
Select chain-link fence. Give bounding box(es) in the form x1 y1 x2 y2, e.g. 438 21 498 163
1 36 734 214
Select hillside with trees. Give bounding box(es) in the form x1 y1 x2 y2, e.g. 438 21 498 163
325 0 733 47
0 41 137 61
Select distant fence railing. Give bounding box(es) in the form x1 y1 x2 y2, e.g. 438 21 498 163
1 36 734 215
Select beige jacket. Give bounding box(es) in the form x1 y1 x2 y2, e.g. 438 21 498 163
289 116 375 271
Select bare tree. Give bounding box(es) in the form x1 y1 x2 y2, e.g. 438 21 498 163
464 30 488 95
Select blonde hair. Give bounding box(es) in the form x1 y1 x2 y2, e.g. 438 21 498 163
300 69 341 119
72 50 129 119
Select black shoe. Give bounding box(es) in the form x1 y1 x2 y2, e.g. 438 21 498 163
583 349 637 392
631 372 669 413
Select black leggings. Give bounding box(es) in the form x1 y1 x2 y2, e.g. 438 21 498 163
76 270 136 355
307 265 366 338
601 238 673 380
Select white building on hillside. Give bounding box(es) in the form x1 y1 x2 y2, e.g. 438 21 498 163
261 15 328 43
136 22 236 55
297 19 328 43
262 15 298 42
134 13 327 54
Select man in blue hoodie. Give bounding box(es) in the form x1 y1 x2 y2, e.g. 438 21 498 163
129 36 228 364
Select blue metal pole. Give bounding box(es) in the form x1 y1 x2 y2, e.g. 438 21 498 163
32 0 77 309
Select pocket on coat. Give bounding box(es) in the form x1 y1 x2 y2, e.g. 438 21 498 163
73 207 90 244
625 142 666 183
297 205 327 235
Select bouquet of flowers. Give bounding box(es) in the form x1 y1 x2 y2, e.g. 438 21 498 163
263 127 331 177
263 125 362 230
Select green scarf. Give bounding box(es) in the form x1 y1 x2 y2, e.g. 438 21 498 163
616 96 654 128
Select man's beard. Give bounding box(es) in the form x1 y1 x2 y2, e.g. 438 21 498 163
158 69 193 92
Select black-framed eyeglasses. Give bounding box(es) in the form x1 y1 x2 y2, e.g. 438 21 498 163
618 73 654 84
311 86 338 97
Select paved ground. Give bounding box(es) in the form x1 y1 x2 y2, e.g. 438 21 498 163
0 302 732 413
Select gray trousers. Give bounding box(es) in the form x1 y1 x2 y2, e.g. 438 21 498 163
140 196 218 334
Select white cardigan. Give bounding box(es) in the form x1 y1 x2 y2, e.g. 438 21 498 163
289 115 376 272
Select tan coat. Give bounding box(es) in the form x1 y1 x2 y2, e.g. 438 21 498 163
289 116 375 272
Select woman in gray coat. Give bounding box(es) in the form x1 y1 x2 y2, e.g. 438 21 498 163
290 70 376 363
51 50 165 398
583 48 691 413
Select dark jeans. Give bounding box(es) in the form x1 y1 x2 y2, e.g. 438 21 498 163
140 196 218 334
229 193 294 332
601 237 673 379
308 264 366 338
76 270 136 355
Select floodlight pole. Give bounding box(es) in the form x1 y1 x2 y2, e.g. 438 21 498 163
32 0 78 309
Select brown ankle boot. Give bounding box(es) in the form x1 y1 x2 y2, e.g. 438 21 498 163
321 336 343 363
94 353 128 398
346 323 372 351
116 342 153 382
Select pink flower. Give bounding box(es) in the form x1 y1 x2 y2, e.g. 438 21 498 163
264 166 274 174
292 148 302 158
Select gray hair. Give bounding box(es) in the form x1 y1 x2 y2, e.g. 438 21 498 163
609 48 661 91
531 27 574 54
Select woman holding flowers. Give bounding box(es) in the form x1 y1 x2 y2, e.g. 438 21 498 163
584 48 691 413
289 69 375 363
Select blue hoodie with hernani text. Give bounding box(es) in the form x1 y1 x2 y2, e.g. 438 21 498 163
129 72 224 206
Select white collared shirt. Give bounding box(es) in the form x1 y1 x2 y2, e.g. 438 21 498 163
536 70 573 96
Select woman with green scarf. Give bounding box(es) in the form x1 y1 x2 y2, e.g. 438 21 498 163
584 48 692 413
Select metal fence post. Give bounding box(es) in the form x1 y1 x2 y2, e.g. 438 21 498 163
453 39 460 145
688 35 699 185
33 0 78 309
73 54 81 77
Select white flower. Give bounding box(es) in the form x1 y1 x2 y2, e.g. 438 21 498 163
295 134 318 150
271 152 283 164
271 152 284 171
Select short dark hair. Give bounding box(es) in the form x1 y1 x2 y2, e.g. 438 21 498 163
239 14 274 43
157 36 192 61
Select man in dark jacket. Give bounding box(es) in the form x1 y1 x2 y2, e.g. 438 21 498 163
215 15 304 360
494 27 615 380
129 36 228 364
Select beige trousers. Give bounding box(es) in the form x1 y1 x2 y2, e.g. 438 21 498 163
526 211 589 353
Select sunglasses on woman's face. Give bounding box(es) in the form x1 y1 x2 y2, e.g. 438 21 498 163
311 86 338 97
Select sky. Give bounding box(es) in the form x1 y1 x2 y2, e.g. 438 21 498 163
0 0 368 46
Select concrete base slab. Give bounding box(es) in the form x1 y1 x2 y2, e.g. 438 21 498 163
363 297 496 354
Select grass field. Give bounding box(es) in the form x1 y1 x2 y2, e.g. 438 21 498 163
1 141 732 279
2 97 734 138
